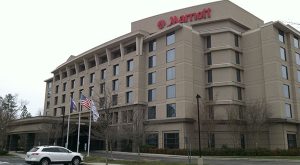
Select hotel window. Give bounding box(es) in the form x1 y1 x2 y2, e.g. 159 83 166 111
89 86 94 97
166 85 176 99
70 68 76 75
112 94 118 106
207 53 212 65
208 87 213 100
90 73 95 83
127 59 134 72
208 106 214 120
207 35 211 48
63 83 67 91
126 91 133 103
208 70 212 83
236 52 240 64
148 72 156 85
148 106 156 119
240 134 245 149
236 69 241 82
285 103 292 118
279 30 285 43
88 59 96 68
79 63 85 72
125 43 136 54
281 65 288 80
287 134 297 149
121 111 127 123
79 89 83 98
166 67 175 80
164 132 179 149
100 83 105 94
280 47 286 61
294 37 299 48
111 49 121 60
101 69 106 80
237 87 242 100
298 70 300 82
55 85 59 93
71 80 75 89
54 108 57 116
46 101 50 109
80 76 84 86
148 89 156 102
47 82 52 96
149 55 156 68
112 79 119 91
296 53 300 65
126 75 133 87
54 97 58 105
128 110 133 123
62 71 67 79
113 112 119 124
234 34 239 47
283 84 290 98
208 133 215 149
146 134 158 148
62 94 66 103
99 56 108 64
55 74 60 81
166 31 175 45
149 40 157 52
167 103 176 118
166 49 175 63
113 64 119 76
70 92 74 99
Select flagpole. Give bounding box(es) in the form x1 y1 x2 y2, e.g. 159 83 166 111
87 106 92 157
77 105 81 153
66 112 70 148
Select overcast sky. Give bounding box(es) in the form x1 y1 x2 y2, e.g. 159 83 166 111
0 0 299 116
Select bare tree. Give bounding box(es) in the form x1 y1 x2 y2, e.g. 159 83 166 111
201 105 216 150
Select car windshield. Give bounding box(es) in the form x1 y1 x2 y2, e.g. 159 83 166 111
29 147 39 152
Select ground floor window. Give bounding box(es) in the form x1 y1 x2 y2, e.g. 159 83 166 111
164 132 179 149
240 134 245 149
287 134 297 149
208 133 215 149
146 133 158 148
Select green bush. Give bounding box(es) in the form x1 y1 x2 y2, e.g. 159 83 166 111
0 150 8 156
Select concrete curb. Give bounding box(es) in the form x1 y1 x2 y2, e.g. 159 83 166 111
204 156 300 163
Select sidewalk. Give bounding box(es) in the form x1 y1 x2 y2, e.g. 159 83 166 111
9 151 26 159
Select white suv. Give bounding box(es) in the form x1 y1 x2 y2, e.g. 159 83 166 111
25 146 84 165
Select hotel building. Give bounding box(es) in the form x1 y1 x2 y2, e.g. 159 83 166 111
40 0 300 150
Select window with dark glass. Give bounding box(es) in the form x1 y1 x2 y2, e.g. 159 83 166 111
279 30 285 43
208 106 214 120
236 69 241 82
207 53 212 65
207 35 211 48
126 91 133 103
148 72 156 85
100 83 105 94
148 106 156 119
101 69 106 80
54 97 58 105
54 108 57 116
283 84 290 98
90 73 95 83
62 94 66 103
88 59 96 68
146 133 158 148
148 89 156 102
166 31 175 45
240 134 245 149
127 59 134 71
296 53 300 65
55 85 59 93
80 76 84 86
55 74 60 81
99 55 107 64
126 75 133 87
166 85 176 99
125 43 136 54
208 133 215 149
287 134 297 149
149 40 157 52
208 70 212 83
79 89 83 98
62 71 67 79
113 64 119 76
208 87 213 100
280 47 286 61
167 103 176 117
285 103 292 118
112 94 118 106
71 80 75 89
234 34 239 47
166 67 175 80
164 133 179 149
294 37 299 48
235 52 240 64
70 68 76 75
79 63 85 72
297 70 300 82
237 87 242 100
111 49 121 60
149 55 156 68
46 101 50 109
63 82 66 92
282 65 288 80
112 79 119 91
89 86 94 97
166 49 175 63
70 92 74 99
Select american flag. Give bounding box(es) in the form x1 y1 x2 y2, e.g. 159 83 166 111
80 95 91 110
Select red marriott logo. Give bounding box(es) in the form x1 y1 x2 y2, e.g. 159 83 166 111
157 8 212 29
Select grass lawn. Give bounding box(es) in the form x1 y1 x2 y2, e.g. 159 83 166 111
84 156 198 165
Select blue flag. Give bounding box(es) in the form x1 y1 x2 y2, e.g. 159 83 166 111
70 98 77 113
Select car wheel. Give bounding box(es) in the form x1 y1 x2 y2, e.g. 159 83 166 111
72 156 81 165
39 158 50 165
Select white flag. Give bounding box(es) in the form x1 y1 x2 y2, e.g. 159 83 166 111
91 100 99 122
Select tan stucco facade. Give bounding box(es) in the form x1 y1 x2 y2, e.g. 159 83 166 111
41 0 300 150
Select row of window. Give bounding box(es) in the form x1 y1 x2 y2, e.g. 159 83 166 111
147 103 176 120
278 29 300 49
207 87 242 101
207 69 241 83
207 51 240 66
